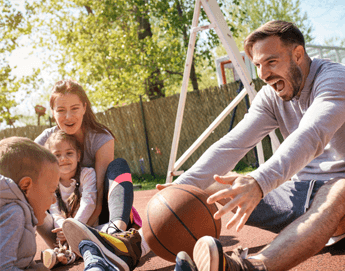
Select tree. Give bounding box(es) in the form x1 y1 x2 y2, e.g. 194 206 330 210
25 0 234 109
217 0 314 54
324 37 345 48
0 0 41 127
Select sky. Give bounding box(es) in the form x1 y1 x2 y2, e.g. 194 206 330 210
299 0 345 46
3 0 345 129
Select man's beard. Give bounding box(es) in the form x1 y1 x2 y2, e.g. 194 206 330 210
289 59 303 100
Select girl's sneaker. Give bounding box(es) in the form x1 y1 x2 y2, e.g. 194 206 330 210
41 249 57 269
41 247 76 269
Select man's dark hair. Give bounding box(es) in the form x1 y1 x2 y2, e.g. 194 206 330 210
244 20 305 59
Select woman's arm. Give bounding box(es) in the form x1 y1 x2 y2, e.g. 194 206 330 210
87 139 114 226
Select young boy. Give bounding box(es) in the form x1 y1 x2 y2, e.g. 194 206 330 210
0 137 60 271
0 136 124 271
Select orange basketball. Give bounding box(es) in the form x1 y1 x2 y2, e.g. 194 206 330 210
142 184 222 262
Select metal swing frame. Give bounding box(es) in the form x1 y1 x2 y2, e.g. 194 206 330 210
166 0 280 183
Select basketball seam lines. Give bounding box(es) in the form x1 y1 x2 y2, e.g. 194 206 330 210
157 193 199 242
172 186 219 237
146 196 177 258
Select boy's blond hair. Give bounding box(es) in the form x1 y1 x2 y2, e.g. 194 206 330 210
0 136 58 184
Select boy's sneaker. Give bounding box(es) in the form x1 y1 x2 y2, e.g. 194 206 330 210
62 218 141 271
193 236 267 271
79 240 119 271
41 249 57 269
175 251 198 271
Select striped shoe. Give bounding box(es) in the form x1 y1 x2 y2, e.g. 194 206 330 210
62 218 141 271
193 236 267 271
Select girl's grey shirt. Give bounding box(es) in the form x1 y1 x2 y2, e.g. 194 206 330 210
0 175 38 271
174 58 345 197
35 127 113 168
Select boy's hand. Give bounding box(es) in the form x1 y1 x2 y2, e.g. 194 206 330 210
52 228 66 244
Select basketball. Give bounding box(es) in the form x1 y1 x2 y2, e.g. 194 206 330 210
142 184 222 262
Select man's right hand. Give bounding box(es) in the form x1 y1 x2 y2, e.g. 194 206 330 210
207 173 263 232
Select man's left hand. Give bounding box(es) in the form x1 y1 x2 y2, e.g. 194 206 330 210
207 172 263 232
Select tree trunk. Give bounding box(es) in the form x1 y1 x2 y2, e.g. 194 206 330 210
136 1 165 100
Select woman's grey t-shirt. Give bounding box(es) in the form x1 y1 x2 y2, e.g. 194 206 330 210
34 126 113 168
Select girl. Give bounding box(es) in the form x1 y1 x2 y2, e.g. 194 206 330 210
41 130 97 268
35 79 146 270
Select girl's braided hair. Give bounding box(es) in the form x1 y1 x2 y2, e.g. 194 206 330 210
45 130 83 218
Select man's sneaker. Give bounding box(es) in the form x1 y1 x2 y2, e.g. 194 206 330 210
62 218 142 271
193 236 267 271
79 240 119 271
175 251 198 271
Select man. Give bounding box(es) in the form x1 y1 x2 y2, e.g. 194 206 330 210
163 20 345 271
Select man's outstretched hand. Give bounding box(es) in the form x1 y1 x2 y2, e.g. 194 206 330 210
207 172 263 232
156 183 176 191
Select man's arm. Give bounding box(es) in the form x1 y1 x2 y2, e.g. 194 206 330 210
173 86 279 190
249 71 345 196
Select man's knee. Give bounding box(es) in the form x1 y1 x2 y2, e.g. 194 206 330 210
312 178 345 216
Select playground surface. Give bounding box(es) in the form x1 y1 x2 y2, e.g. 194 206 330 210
35 189 345 271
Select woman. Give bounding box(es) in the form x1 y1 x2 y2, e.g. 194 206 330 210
35 79 141 234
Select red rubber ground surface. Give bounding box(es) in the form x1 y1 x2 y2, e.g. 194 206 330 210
35 189 345 270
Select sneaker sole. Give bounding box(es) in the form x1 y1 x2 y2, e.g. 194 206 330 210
193 236 223 271
41 249 56 269
62 218 130 271
87 241 121 270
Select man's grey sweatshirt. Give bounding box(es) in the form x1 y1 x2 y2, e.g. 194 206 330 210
174 58 345 197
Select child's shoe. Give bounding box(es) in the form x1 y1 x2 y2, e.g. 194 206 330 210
193 236 267 271
41 246 76 269
41 249 57 269
63 218 141 271
175 251 198 271
79 240 119 271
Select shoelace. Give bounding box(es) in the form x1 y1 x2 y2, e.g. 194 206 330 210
119 229 137 238
105 221 123 234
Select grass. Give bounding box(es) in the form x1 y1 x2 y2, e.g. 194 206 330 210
132 163 256 191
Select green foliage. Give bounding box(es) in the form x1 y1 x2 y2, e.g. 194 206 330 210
324 37 345 47
25 0 233 109
0 0 40 126
216 0 314 55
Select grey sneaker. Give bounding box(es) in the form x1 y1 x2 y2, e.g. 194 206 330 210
193 236 267 271
62 218 142 271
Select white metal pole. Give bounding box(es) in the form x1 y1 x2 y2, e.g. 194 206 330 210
166 0 202 183
174 88 247 170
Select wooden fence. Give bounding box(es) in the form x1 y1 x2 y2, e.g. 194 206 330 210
0 79 275 176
